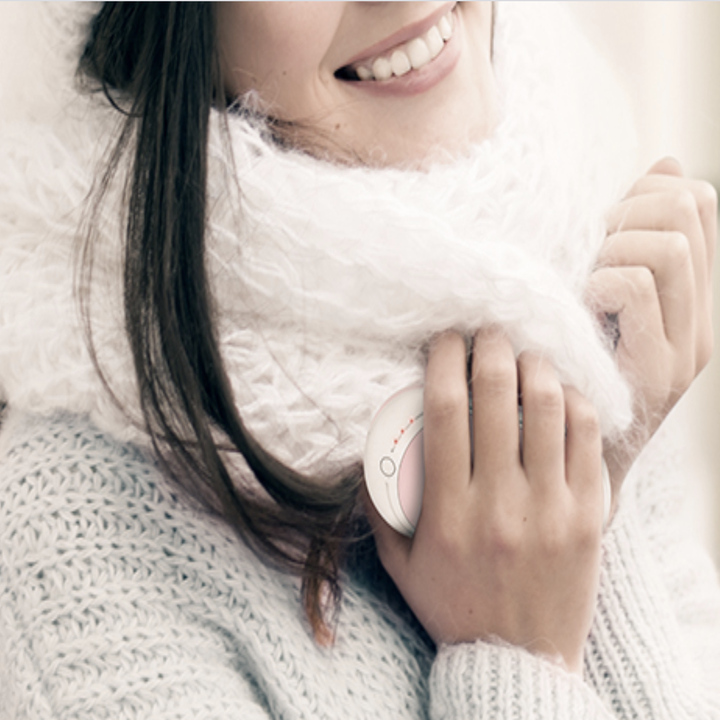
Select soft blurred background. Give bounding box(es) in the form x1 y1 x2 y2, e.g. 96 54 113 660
1 3 719 563
567 2 720 565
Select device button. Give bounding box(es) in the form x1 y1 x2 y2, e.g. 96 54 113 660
379 456 396 477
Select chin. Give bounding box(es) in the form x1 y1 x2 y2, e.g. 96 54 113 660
355 113 493 169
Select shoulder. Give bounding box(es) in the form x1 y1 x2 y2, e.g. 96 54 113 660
0 411 164 515
0 412 291 683
0 411 434 719
0 410 260 606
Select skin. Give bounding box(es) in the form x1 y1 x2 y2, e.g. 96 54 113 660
589 158 716 505
371 159 717 674
371 329 605 672
217 3 717 674
216 2 497 166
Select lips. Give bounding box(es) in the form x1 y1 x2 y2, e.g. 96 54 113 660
335 5 456 83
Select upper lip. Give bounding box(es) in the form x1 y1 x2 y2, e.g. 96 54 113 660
339 2 456 70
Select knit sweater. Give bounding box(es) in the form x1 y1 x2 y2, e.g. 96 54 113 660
1 410 719 720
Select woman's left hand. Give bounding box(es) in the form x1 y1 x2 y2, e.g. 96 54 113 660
586 158 717 504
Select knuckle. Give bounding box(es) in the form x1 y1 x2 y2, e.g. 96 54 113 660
570 401 601 442
672 189 699 225
540 508 599 556
425 379 467 421
473 353 516 396
627 266 656 300
483 514 523 559
664 231 691 265
537 520 567 556
523 377 563 416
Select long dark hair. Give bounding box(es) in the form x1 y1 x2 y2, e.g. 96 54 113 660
79 2 364 642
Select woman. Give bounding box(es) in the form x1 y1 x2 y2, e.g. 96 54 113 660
0 3 718 718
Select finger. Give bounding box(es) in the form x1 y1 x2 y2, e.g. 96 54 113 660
470 327 521 485
606 191 704 244
598 230 696 352
563 386 603 519
361 485 412 581
586 267 669 380
623 175 717 275
517 353 565 492
422 332 472 513
645 156 684 178
605 192 710 363
607 189 710 290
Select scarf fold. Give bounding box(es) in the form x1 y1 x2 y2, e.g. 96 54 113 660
0 3 638 481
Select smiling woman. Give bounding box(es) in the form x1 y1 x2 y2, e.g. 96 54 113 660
335 6 454 82
0 3 719 720
217 2 497 164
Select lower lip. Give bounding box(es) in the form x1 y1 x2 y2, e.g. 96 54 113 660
341 11 462 99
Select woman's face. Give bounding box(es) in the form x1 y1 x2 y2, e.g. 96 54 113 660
217 2 497 166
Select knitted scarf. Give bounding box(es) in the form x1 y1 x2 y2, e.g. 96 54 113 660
0 3 637 481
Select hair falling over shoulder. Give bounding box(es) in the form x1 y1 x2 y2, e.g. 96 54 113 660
78 2 364 644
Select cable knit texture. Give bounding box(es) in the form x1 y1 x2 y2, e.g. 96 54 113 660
1 2 720 719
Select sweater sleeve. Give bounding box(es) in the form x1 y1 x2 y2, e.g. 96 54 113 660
429 421 720 720
631 426 720 694
429 640 615 720
582 423 720 719
0 415 274 720
428 506 720 720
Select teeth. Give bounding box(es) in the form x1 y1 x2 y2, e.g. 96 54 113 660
426 26 444 59
372 56 393 81
346 9 454 82
438 14 452 41
406 37 431 70
390 49 412 77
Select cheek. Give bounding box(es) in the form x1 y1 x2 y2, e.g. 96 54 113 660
218 3 342 104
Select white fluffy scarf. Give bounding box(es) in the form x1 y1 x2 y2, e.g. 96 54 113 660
0 3 637 480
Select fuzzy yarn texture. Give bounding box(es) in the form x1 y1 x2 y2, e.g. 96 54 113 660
1 3 720 719
0 3 637 481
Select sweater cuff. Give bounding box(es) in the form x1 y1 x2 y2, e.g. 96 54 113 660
430 641 611 720
584 499 719 718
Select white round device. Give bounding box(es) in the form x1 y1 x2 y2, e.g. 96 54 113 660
364 385 612 537
364 385 425 537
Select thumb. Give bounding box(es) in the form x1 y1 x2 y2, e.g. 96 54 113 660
647 156 684 177
360 485 412 578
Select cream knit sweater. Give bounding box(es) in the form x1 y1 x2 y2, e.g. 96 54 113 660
1 411 719 719
1 3 720 718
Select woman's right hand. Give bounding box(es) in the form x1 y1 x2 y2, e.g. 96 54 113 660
366 329 605 675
